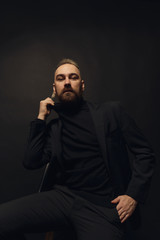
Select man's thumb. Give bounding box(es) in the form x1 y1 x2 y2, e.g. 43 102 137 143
111 197 120 204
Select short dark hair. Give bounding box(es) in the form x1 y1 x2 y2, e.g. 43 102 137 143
55 58 80 71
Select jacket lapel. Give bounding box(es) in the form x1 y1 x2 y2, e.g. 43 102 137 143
87 102 109 171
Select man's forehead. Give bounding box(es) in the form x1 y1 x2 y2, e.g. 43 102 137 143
55 64 80 76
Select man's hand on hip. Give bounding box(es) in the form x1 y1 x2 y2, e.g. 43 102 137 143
111 195 138 223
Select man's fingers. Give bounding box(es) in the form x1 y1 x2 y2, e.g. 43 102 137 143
118 207 127 216
40 98 55 111
45 97 55 105
119 211 127 219
120 213 130 223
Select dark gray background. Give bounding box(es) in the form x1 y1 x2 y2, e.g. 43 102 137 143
0 1 160 239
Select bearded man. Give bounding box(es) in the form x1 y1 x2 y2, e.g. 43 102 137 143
0 59 155 240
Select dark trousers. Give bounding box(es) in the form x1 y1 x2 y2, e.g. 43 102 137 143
0 185 124 240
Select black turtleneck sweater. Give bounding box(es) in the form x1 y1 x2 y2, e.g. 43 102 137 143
58 100 115 208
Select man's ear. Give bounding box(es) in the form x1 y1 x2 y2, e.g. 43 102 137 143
53 83 56 94
51 83 56 99
81 80 85 92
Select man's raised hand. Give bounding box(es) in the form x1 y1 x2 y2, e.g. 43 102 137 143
37 97 54 120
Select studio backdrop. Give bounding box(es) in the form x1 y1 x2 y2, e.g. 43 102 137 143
0 2 159 239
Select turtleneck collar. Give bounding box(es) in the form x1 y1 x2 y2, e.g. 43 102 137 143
57 98 88 114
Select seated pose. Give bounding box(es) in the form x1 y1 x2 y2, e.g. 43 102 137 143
0 58 155 240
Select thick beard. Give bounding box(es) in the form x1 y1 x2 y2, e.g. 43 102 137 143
58 91 83 110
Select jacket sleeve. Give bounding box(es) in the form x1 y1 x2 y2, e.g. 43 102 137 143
117 104 156 203
23 119 53 169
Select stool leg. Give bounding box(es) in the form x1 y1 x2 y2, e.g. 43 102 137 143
45 231 54 240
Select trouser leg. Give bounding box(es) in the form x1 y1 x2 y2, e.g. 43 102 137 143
0 184 126 240
70 195 125 240
0 187 74 240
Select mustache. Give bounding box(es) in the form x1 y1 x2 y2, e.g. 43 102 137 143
62 88 74 93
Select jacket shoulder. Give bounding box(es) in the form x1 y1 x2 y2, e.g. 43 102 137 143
87 100 121 113
102 101 121 110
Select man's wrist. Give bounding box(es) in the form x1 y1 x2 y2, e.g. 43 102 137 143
37 114 46 121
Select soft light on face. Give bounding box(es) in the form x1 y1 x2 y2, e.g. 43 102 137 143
53 64 85 104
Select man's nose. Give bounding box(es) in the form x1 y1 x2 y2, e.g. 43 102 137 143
64 77 71 85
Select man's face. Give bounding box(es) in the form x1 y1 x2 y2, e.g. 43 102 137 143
53 64 85 104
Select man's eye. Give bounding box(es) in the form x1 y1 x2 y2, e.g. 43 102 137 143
57 77 64 81
70 75 79 80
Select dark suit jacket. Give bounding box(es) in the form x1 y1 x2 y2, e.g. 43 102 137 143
24 101 155 228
